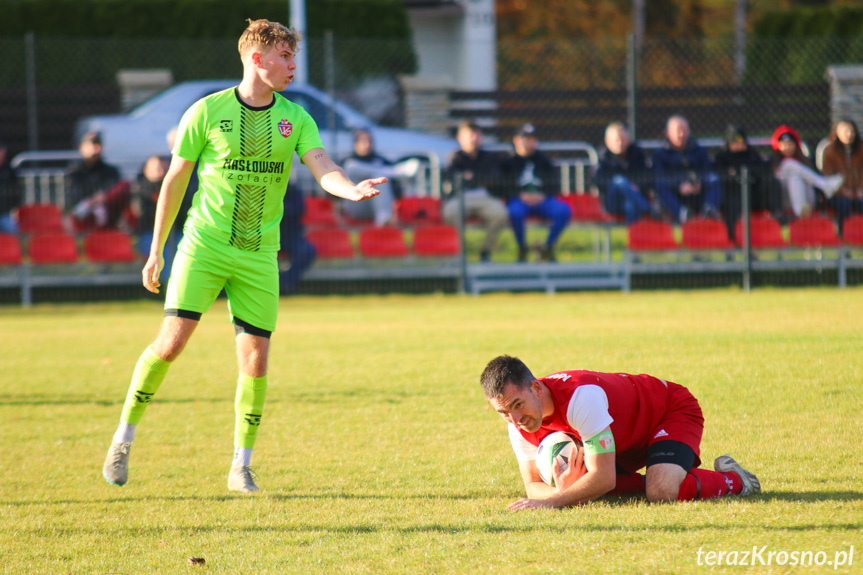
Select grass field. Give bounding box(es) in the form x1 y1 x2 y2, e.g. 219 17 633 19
1 288 861 574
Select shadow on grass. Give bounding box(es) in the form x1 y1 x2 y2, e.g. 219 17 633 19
1 490 499 507
0 394 230 407
0 385 414 406
6 520 862 537
742 491 863 503
7 490 863 510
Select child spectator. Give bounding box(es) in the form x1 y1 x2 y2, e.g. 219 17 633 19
771 125 843 220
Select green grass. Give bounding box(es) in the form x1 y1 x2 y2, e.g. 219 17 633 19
1 288 861 573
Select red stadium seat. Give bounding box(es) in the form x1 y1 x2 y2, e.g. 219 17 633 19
412 225 460 256
358 226 409 257
681 218 735 250
735 215 787 249
559 193 612 223
789 216 843 248
306 227 355 259
0 233 23 265
339 211 376 228
396 197 442 226
843 215 863 246
84 230 137 263
17 203 65 234
627 220 679 251
301 197 338 227
28 232 79 264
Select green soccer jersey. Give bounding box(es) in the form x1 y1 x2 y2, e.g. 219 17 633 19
173 87 324 253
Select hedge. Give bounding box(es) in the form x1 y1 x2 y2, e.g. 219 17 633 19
0 0 413 40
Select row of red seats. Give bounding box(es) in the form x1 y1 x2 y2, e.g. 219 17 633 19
0 230 138 265
302 194 614 228
308 225 460 259
15 193 609 235
628 214 863 251
0 225 461 265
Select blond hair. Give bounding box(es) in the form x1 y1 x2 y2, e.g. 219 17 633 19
238 18 301 56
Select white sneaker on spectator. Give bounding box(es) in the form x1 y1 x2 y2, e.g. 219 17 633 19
394 158 422 178
823 174 844 199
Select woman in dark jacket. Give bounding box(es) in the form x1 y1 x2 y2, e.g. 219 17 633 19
820 119 863 233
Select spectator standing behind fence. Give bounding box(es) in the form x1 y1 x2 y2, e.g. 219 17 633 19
593 122 658 225
279 181 316 294
819 119 863 234
713 125 782 238
67 131 131 232
771 125 843 220
500 124 571 262
442 120 509 263
652 115 723 224
0 138 21 234
132 155 176 280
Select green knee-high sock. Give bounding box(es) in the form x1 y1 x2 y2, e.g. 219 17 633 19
235 374 268 449
119 347 171 425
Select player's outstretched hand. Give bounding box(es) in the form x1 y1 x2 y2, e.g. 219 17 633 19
352 177 388 201
507 498 554 511
142 254 164 294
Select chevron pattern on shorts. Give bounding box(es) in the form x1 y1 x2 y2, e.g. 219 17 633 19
240 109 273 158
229 184 266 252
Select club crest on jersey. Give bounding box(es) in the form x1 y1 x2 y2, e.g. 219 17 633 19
278 119 293 138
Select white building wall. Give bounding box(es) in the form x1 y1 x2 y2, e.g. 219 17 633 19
406 0 496 91
455 0 496 90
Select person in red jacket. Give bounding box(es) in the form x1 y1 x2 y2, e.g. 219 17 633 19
480 355 761 510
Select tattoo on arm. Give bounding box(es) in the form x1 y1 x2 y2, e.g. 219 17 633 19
314 153 324 160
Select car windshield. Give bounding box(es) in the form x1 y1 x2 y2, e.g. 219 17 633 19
129 83 358 132
279 92 346 131
131 86 226 118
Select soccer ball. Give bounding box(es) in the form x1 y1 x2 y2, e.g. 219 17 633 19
535 431 581 487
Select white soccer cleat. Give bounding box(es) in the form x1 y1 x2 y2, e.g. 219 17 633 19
102 442 131 486
714 454 761 496
228 466 260 493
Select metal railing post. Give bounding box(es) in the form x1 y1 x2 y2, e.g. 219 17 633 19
455 174 468 295
324 30 337 154
26 32 39 151
626 32 637 141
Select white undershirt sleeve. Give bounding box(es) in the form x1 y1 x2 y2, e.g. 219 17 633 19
508 422 538 462
565 385 614 441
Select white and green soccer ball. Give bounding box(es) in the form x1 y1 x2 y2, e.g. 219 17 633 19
535 431 578 486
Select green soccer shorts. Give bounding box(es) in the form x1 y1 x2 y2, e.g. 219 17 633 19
164 234 279 333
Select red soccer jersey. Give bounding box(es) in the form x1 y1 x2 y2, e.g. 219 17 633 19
516 370 700 473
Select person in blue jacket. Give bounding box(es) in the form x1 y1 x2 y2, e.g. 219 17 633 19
652 115 723 223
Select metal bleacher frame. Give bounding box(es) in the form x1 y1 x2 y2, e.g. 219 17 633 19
5 142 862 305
5 152 141 305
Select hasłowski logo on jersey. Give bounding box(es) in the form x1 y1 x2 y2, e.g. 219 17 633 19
277 119 293 138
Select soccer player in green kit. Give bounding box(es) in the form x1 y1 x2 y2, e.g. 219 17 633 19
102 19 385 492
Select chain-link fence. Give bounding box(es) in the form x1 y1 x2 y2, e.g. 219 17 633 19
1 34 862 304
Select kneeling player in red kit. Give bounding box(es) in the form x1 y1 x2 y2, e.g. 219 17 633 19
480 355 761 510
